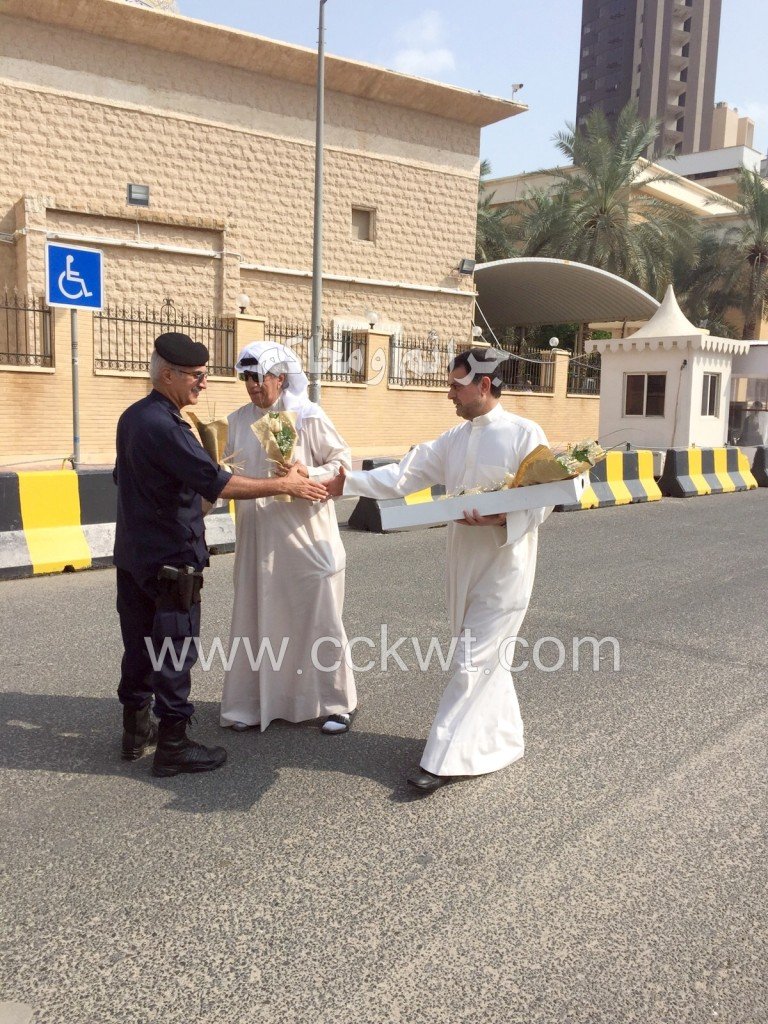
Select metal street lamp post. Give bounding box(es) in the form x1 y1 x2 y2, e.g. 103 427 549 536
308 0 328 405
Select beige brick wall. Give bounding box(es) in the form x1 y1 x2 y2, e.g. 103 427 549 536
249 273 473 340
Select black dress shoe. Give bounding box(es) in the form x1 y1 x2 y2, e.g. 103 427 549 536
406 767 453 792
152 719 227 777
121 702 158 760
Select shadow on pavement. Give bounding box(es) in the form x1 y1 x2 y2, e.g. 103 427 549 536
0 692 426 812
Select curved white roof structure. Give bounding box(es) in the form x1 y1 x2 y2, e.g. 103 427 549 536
475 257 659 327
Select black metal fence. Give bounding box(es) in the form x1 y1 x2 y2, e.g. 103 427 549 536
388 336 555 393
263 317 367 383
0 291 54 367
567 352 601 395
495 344 555 393
94 298 236 375
388 333 457 386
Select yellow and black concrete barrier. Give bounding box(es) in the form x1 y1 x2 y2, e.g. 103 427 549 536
347 457 446 533
658 447 757 497
557 450 662 512
0 470 235 580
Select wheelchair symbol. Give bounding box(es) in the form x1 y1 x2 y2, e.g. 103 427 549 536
58 255 93 301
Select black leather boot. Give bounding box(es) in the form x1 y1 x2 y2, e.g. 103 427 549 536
152 719 227 777
121 702 158 761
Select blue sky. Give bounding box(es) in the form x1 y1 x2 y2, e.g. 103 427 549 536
178 0 768 178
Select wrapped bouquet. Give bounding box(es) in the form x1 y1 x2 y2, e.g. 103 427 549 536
507 440 605 488
251 410 298 502
448 440 605 498
187 411 229 465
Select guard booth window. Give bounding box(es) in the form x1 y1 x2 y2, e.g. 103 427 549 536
701 372 720 416
624 372 666 416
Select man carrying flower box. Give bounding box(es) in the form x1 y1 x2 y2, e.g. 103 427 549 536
326 347 552 794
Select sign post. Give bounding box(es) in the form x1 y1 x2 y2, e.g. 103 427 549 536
45 243 104 470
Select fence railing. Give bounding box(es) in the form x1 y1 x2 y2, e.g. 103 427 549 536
0 291 54 368
94 298 236 375
495 344 555 394
263 318 367 384
567 352 601 395
389 334 458 387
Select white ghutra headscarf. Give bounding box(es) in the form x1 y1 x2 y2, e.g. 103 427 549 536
235 341 320 426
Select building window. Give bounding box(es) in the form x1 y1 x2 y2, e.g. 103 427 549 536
351 207 375 241
624 373 666 416
701 373 720 416
127 183 150 207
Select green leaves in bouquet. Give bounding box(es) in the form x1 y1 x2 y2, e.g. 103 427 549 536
268 413 296 459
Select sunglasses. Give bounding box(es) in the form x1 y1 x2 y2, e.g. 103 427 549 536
173 368 208 383
238 371 263 383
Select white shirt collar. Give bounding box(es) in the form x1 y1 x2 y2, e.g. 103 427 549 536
469 402 504 429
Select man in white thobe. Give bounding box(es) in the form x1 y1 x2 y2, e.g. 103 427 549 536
327 348 552 792
220 342 356 735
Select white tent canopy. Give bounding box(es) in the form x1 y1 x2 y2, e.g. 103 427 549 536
475 257 660 327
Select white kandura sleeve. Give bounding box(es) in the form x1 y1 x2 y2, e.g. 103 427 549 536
344 438 446 500
302 412 352 480
501 423 554 548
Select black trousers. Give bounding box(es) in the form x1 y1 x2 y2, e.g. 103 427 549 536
116 567 201 722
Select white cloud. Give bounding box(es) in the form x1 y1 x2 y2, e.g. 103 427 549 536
391 10 456 79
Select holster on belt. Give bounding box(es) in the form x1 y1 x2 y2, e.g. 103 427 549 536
157 565 204 612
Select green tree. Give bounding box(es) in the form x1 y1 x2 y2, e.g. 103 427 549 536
515 103 697 296
673 232 738 338
475 159 516 263
674 169 768 339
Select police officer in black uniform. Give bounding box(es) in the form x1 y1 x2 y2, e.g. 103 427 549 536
114 332 327 776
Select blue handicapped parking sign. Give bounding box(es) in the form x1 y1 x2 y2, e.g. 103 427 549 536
46 242 104 310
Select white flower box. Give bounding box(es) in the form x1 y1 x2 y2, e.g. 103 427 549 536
377 473 588 531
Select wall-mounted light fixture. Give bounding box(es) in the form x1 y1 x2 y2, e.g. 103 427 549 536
238 293 250 314
549 336 559 348
457 258 476 275
471 325 484 339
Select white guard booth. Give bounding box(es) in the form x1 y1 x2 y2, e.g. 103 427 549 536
586 286 750 449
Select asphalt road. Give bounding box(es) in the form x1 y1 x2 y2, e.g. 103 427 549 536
1 493 766 1024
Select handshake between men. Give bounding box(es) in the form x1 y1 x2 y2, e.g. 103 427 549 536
273 460 345 500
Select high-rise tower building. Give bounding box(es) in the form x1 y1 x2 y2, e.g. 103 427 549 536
576 0 722 155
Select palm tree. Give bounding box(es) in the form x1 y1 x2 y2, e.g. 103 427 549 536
719 169 768 338
673 169 768 339
514 103 697 297
673 232 739 337
475 160 516 263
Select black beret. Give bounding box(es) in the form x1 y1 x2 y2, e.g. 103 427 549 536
154 332 209 366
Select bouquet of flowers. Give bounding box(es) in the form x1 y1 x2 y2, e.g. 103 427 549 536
506 440 605 488
447 440 605 498
187 411 229 465
251 410 298 502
